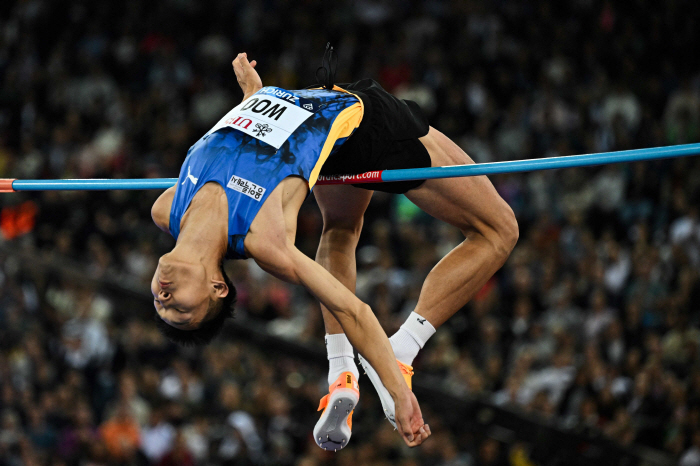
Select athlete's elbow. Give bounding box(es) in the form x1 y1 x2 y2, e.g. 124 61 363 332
248 239 300 284
257 256 299 284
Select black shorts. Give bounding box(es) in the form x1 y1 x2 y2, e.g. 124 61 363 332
319 79 431 194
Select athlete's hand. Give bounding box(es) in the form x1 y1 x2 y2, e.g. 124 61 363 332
233 53 262 100
394 389 431 447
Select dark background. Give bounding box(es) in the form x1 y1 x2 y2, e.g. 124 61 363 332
1 0 700 465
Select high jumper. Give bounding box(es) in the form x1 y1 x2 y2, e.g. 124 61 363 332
145 49 519 451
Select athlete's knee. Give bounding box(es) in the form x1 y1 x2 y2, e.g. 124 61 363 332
503 206 519 251
493 204 519 258
321 216 364 246
467 202 518 260
321 224 363 250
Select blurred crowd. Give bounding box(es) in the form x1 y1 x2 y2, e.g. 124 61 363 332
2 0 700 464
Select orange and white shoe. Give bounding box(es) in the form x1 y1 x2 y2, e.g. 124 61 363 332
357 354 413 428
313 371 360 451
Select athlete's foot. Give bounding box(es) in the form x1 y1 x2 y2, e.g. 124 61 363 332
313 371 360 451
357 354 413 428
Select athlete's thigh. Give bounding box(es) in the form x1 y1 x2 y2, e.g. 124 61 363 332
406 126 513 234
314 184 373 229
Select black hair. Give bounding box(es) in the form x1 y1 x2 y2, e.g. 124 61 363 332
155 265 236 346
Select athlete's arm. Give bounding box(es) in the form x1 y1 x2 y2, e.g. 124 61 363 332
246 235 429 446
151 186 176 233
244 179 430 447
232 53 262 100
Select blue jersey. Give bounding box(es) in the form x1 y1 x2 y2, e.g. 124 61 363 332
169 86 363 259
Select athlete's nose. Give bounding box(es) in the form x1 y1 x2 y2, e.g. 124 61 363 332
158 290 171 300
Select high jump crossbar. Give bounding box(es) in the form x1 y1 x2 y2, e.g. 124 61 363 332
1 142 699 192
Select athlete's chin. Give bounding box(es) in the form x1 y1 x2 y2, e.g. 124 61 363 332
156 254 185 281
158 253 176 272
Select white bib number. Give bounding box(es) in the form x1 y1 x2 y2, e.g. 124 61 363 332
207 88 313 149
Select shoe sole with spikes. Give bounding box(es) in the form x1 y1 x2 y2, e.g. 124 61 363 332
357 354 413 429
313 387 358 451
358 354 396 428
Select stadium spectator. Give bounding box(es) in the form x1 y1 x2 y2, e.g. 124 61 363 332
2 0 700 463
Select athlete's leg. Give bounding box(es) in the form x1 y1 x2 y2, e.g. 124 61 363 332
348 124 516 429
392 126 518 362
312 184 373 449
315 184 373 329
314 184 374 383
358 126 517 420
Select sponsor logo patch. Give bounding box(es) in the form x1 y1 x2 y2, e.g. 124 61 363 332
226 174 266 201
252 123 272 137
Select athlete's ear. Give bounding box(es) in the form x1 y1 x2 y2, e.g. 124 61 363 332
212 279 229 299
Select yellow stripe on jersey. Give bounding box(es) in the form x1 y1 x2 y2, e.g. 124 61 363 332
308 86 364 187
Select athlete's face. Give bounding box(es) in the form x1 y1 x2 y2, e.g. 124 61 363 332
151 254 212 330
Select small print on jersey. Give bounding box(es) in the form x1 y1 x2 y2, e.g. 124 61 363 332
227 174 266 201
256 88 317 112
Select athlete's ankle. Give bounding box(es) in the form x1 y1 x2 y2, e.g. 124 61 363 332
325 333 359 385
390 312 436 365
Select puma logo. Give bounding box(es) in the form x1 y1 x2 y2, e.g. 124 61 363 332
417 317 426 325
183 166 198 186
346 374 352 384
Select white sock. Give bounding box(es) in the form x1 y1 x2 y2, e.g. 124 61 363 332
389 312 436 365
326 334 359 386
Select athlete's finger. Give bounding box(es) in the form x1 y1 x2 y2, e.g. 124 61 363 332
412 426 430 446
403 430 424 447
403 411 430 447
396 417 413 443
411 431 424 446
398 419 424 447
418 425 428 441
250 60 257 68
233 55 243 74
401 426 413 443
